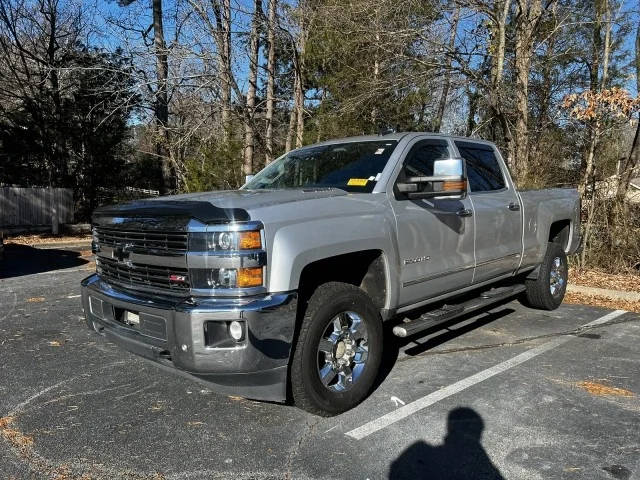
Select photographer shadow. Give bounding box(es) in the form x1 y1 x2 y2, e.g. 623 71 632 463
389 407 504 480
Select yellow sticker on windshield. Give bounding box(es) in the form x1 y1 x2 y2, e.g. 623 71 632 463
347 178 368 186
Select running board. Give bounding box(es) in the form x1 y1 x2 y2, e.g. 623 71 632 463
392 284 527 338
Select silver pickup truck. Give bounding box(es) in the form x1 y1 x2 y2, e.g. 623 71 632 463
81 132 581 415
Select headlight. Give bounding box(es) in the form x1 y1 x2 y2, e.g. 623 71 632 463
190 267 263 289
188 226 265 291
189 230 262 252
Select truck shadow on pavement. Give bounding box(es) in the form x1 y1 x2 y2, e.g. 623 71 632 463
376 305 516 391
388 407 505 479
0 244 89 279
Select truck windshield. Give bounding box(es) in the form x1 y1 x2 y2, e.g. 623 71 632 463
243 140 398 193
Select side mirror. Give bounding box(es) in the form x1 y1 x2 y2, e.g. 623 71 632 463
397 158 467 199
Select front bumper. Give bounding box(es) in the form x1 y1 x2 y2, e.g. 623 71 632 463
81 274 298 402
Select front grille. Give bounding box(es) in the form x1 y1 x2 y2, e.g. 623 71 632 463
94 226 188 254
96 257 190 295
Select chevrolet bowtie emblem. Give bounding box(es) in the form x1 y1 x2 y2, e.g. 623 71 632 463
113 243 134 265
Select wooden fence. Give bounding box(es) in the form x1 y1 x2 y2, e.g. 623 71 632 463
0 187 74 228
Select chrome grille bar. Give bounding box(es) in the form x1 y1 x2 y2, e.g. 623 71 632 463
94 226 188 254
96 257 190 295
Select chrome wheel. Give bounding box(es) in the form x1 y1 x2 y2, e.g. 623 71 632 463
316 311 369 392
549 256 566 297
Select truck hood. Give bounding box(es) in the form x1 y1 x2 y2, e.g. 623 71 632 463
157 188 349 211
92 188 355 227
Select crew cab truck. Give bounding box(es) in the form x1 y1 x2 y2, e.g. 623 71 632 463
81 132 581 415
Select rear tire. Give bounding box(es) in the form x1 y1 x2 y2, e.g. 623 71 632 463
523 242 568 310
290 282 383 416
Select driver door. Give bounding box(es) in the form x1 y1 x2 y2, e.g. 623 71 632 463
390 138 475 307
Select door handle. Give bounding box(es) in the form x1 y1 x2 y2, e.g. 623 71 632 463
456 208 473 217
508 202 520 211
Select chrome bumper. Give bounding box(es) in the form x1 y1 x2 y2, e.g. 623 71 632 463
81 274 298 402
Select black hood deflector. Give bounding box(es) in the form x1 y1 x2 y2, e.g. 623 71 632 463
93 200 250 226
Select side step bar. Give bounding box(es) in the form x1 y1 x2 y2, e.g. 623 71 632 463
392 284 527 338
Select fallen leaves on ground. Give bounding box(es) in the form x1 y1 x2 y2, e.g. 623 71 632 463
48 340 63 347
564 291 640 313
1 416 165 479
5 234 91 246
569 268 640 293
576 381 634 398
0 416 34 453
26 297 45 303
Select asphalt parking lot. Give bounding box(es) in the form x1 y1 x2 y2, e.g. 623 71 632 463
1 244 639 480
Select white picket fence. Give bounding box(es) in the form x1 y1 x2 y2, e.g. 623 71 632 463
0 187 74 228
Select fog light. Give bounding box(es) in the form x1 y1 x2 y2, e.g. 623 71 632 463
229 321 243 341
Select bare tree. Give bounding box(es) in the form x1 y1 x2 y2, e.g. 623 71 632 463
243 0 261 175
580 0 612 196
264 0 277 164
116 0 173 193
434 7 460 133
513 0 545 179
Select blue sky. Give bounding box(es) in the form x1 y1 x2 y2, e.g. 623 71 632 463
89 0 640 96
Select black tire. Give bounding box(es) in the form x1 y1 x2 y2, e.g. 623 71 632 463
523 242 568 310
290 282 383 416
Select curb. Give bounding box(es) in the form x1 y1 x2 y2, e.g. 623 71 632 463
567 284 640 302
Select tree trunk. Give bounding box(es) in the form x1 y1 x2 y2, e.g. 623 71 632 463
285 78 297 152
488 0 513 168
371 5 380 130
243 0 261 175
294 69 304 148
221 0 232 144
152 0 172 194
294 35 305 148
513 0 543 180
264 0 277 165
494 0 511 85
580 130 598 196
601 0 611 88
616 2 640 199
582 0 610 195
434 8 459 133
466 88 479 136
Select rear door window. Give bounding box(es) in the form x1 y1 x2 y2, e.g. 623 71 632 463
401 139 451 178
454 141 505 192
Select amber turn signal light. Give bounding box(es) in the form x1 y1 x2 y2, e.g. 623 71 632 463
442 180 467 192
237 267 263 287
238 230 262 250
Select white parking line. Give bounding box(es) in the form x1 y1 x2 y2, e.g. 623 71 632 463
345 309 627 440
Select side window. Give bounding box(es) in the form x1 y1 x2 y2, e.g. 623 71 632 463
455 142 505 192
401 140 450 179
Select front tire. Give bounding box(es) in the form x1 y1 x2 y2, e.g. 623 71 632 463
290 282 383 416
524 242 568 310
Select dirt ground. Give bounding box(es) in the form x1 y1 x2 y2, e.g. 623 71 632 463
569 268 640 293
566 268 640 313
4 234 91 246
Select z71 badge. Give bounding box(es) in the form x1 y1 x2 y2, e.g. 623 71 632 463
403 255 430 265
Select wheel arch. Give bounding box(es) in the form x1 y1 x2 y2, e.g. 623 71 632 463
296 250 391 315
